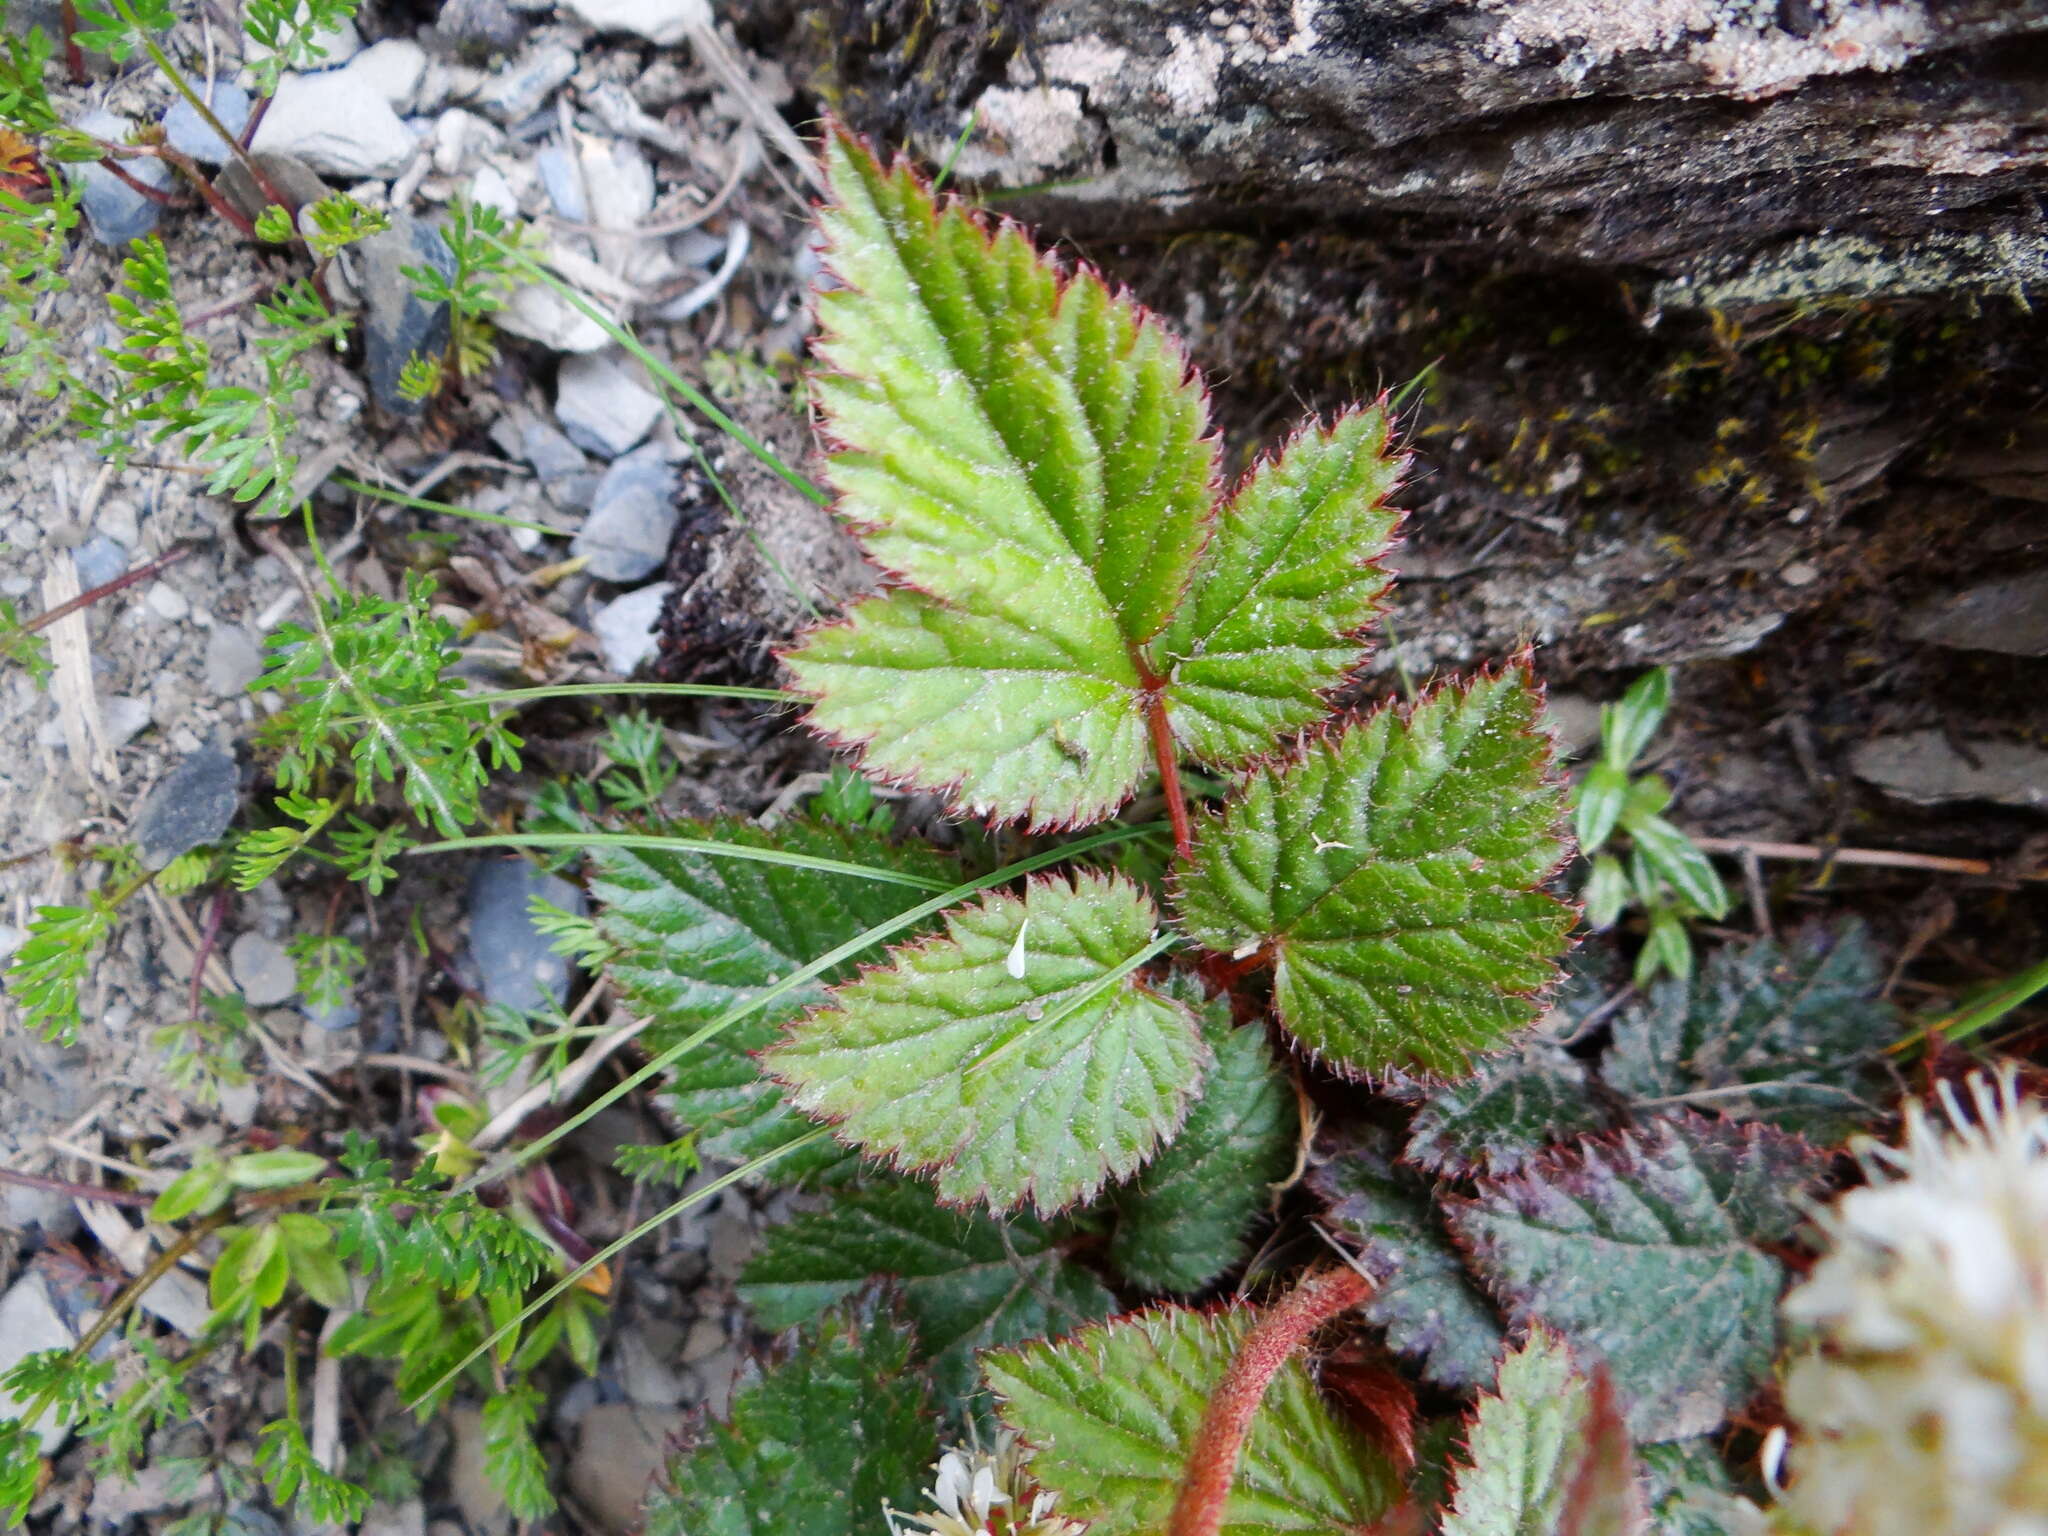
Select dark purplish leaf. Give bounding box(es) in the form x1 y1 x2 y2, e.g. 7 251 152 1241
1309 1130 1504 1390
1602 922 1898 1144
1446 1113 1827 1440
738 1177 1114 1402
1402 1041 1608 1179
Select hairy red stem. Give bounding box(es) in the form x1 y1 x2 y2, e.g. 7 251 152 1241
1169 1267 1373 1536
1144 690 1194 863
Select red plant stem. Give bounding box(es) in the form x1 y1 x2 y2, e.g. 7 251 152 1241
189 886 231 1018
1144 690 1194 862
238 93 272 150
61 0 84 82
155 144 260 239
96 154 180 205
26 541 197 635
1170 1267 1374 1536
0 1164 153 1209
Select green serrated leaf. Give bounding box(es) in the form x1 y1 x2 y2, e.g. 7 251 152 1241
1602 922 1897 1143
645 1299 938 1536
984 1304 1401 1536
1402 1041 1608 1179
785 132 1214 829
765 869 1203 1214
1151 406 1402 766
1446 1113 1826 1441
1109 974 1294 1292
1441 1328 1596 1536
1308 1130 1504 1390
1175 667 1573 1078
592 817 958 1179
738 1176 1114 1401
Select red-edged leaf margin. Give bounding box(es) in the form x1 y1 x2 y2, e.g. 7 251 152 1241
1171 656 1579 1082
779 125 1225 834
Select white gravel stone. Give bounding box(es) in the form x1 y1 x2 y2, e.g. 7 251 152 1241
230 930 298 1006
589 582 671 675
250 68 416 177
555 351 661 458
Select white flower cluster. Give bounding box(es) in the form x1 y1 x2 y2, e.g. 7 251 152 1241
1778 1069 2048 1536
887 1430 1084 1536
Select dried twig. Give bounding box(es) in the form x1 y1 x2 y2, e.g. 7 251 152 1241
1691 836 2045 882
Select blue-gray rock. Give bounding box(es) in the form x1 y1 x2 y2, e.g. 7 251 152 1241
304 1001 361 1032
131 744 238 869
161 82 252 166
572 448 677 582
554 351 661 458
465 857 584 1014
71 535 128 591
67 110 170 248
354 212 454 415
520 417 599 512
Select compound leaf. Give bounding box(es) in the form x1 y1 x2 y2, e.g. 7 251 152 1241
784 131 1214 829
764 869 1204 1214
738 1177 1115 1402
1175 667 1573 1078
644 1300 938 1536
1150 407 1404 766
785 135 1416 831
983 1304 1401 1536
1109 974 1296 1293
1602 922 1897 1143
1445 1113 1826 1441
1402 1042 1608 1179
592 817 957 1179
1309 1130 1504 1390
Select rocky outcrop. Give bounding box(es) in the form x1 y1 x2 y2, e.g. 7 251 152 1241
770 0 2048 285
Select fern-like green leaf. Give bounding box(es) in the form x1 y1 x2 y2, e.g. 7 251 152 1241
764 869 1202 1214
592 817 958 1179
783 134 1408 829
1175 667 1573 1078
737 1176 1113 1401
1446 1113 1826 1441
983 1303 1401 1536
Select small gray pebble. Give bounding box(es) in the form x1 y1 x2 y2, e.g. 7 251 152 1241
71 535 128 591
67 109 170 248
131 745 238 869
466 857 585 1014
572 449 677 582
